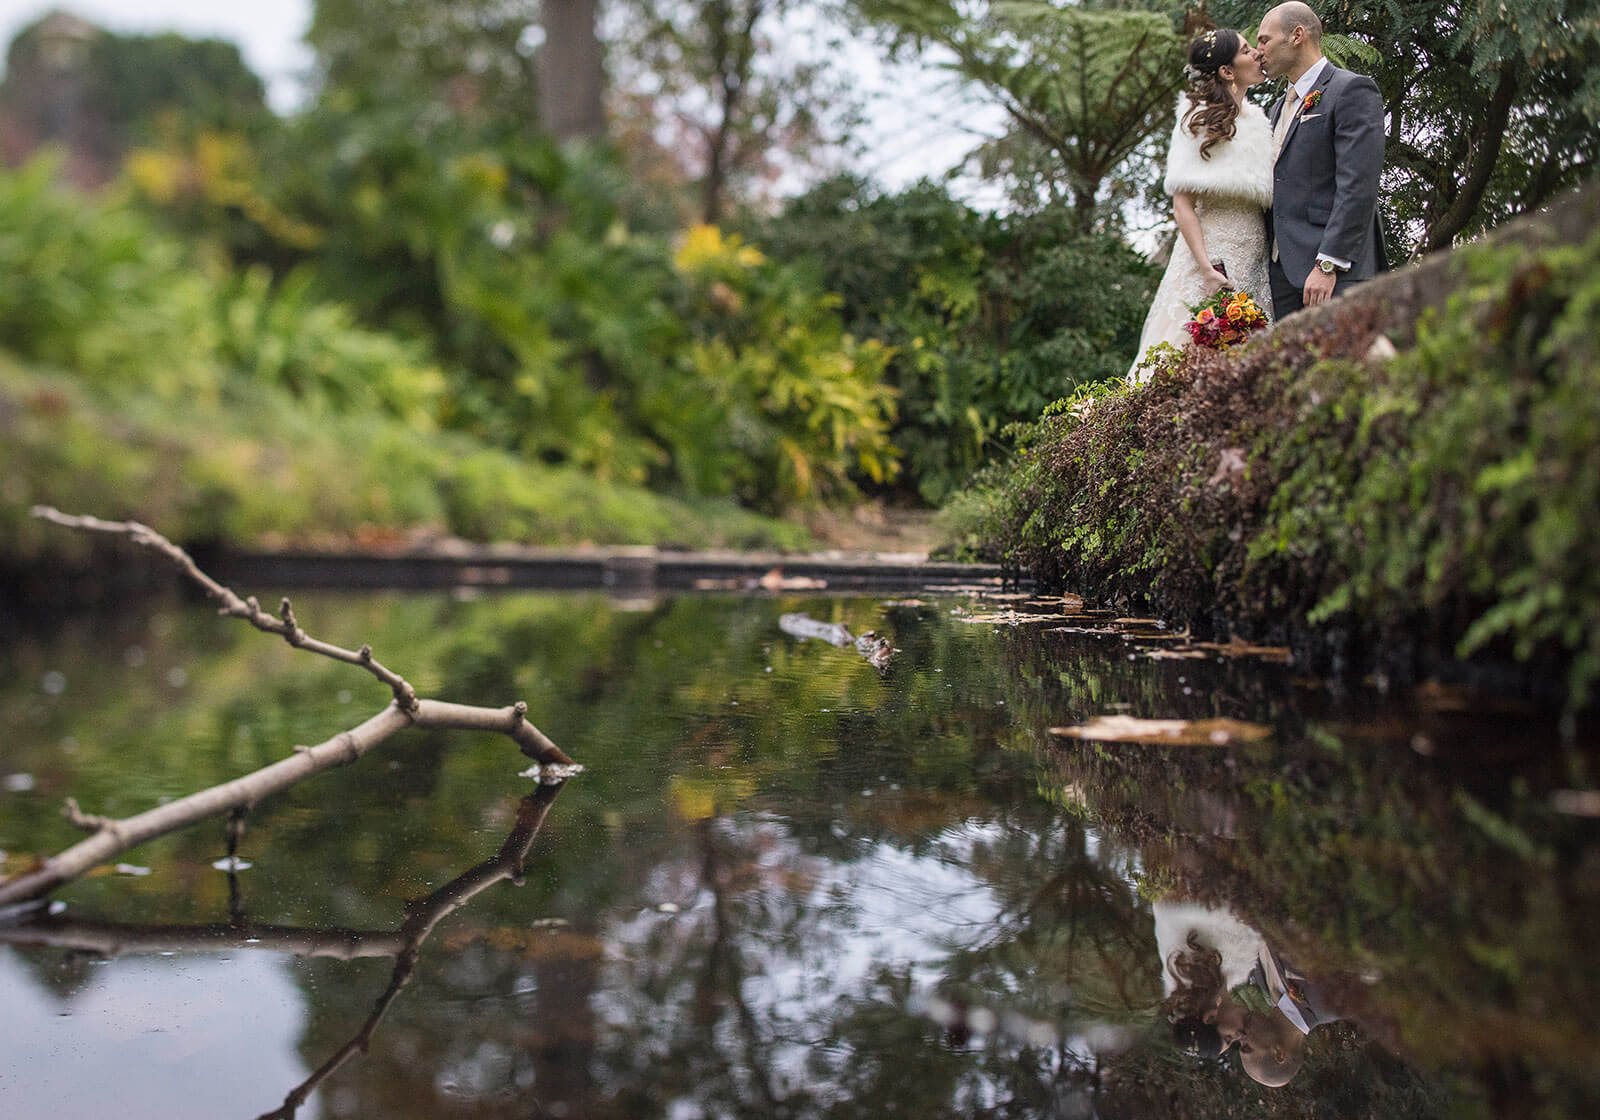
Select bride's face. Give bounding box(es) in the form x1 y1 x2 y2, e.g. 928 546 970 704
1222 41 1267 88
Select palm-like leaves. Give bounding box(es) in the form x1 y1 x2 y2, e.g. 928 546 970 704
868 1 1183 226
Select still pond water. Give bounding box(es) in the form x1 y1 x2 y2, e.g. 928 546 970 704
1 587 1597 1119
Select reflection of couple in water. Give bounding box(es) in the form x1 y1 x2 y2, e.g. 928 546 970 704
1155 899 1342 1086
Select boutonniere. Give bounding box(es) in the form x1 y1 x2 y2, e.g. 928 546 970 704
1301 90 1323 113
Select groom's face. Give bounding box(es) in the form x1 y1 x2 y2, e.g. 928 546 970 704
1256 15 1294 79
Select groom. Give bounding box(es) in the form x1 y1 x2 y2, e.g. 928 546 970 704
1257 2 1387 316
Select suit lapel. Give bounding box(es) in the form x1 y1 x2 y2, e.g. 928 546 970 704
1280 65 1337 156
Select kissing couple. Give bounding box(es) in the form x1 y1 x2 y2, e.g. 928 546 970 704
1128 2 1388 383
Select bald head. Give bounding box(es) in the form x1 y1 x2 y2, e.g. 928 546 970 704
1238 1010 1307 1088
1257 2 1325 81
1265 2 1323 44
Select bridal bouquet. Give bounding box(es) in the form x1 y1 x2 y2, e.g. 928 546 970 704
1185 288 1269 350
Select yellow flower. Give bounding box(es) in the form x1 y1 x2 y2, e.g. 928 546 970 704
674 224 727 272
674 224 767 273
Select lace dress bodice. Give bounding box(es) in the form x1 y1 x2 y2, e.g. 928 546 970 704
1128 97 1275 383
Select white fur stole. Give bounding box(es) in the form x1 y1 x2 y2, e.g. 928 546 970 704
1161 94 1273 208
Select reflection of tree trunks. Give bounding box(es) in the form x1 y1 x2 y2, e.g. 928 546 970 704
527 951 600 1104
1017 822 1158 1013
696 819 782 1115
0 510 573 908
0 918 406 960
2 780 567 1119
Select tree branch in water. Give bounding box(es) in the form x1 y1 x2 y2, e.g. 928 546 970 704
0 509 576 907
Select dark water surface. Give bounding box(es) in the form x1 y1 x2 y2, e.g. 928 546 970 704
1 589 1596 1119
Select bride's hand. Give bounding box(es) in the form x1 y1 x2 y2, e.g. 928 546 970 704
1202 268 1231 296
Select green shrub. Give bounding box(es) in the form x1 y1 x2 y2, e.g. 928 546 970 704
0 157 220 401
0 355 806 565
246 107 900 511
947 216 1600 705
217 265 447 428
754 177 1156 503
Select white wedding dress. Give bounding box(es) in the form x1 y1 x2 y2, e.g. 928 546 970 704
1128 95 1275 383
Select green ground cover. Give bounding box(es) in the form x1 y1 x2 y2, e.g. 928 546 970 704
0 352 806 565
946 187 1600 706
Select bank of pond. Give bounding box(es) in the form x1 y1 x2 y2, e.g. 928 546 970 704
948 183 1600 714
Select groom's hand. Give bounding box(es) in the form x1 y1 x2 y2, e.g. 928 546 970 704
1303 267 1338 306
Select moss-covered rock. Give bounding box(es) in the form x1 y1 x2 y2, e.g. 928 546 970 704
947 184 1600 706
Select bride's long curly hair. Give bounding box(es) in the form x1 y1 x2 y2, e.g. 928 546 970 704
1182 27 1244 161
1159 931 1227 1023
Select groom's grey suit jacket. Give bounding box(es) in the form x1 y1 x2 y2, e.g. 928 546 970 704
1268 64 1388 287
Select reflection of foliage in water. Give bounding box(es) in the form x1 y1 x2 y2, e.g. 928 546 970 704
1021 628 1600 1119
3 593 1587 1116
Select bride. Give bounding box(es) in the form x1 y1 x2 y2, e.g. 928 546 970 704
1128 28 1273 383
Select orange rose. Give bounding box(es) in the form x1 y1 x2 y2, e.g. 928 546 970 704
1196 308 1215 324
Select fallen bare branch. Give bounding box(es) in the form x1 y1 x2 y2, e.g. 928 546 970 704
778 612 895 670
0 510 576 907
32 506 423 711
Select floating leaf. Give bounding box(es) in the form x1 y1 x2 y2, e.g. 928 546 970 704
958 611 1076 625
759 568 827 591
1049 716 1272 746
1551 790 1600 817
1195 637 1293 663
1025 594 1086 610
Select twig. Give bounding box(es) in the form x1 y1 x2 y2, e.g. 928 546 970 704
32 506 422 712
0 510 576 907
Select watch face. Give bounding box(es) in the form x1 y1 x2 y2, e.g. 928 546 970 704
1319 259 1336 273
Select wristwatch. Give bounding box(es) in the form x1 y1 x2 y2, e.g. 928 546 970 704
1317 259 1338 274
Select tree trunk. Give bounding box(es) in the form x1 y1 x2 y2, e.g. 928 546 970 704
703 125 729 224
539 0 605 142
1422 67 1518 252
1073 180 1100 234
